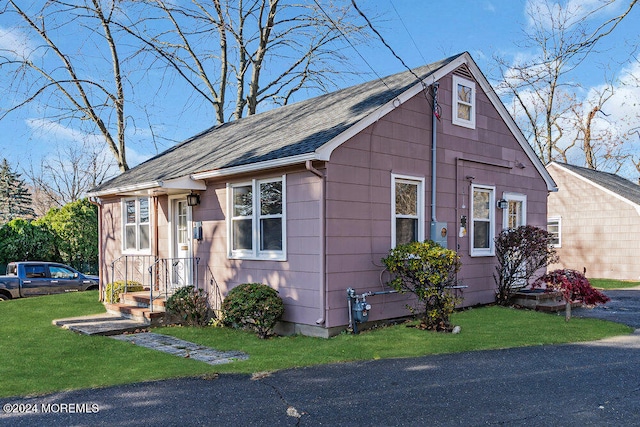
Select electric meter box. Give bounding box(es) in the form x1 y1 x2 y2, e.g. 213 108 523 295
430 221 448 248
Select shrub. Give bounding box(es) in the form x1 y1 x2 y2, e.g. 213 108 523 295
382 241 462 332
222 283 284 339
105 281 144 303
494 225 558 305
165 286 210 327
533 269 610 321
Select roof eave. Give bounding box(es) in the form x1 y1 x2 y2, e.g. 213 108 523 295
87 175 206 198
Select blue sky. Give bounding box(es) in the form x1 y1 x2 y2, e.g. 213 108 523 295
1 0 638 180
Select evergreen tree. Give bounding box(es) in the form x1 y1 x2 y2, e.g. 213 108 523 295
0 158 36 225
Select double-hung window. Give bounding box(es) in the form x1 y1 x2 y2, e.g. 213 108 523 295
123 197 150 253
547 217 561 247
471 184 495 256
229 176 285 260
392 174 424 247
452 75 476 129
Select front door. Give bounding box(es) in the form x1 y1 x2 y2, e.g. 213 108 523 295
171 198 192 290
503 193 528 288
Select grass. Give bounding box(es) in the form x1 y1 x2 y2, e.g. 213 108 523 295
0 291 632 398
589 278 640 290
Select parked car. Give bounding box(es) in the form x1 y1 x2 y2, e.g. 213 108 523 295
0 261 99 301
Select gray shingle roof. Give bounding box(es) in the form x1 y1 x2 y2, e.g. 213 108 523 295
554 162 640 206
91 54 464 194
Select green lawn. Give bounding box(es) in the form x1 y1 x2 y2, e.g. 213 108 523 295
589 278 640 290
0 291 632 398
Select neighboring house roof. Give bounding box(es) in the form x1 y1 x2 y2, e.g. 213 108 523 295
548 162 640 207
89 52 556 197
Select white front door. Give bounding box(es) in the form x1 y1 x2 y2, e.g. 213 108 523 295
503 192 528 288
171 198 192 289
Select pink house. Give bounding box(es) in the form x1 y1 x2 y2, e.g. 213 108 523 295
88 52 556 337
547 162 640 281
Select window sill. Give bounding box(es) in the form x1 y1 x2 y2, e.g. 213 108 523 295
228 253 287 262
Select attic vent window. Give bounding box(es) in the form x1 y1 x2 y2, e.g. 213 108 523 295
452 75 476 129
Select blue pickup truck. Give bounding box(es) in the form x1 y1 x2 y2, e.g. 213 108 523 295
0 261 99 301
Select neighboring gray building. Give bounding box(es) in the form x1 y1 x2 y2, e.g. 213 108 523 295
89 52 556 337
547 162 640 281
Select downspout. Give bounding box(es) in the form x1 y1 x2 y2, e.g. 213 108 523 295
431 82 440 223
89 197 103 301
306 160 327 326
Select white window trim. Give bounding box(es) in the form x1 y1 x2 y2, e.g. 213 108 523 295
547 216 562 248
391 174 425 248
227 175 287 261
452 75 476 129
121 196 152 255
470 184 495 257
502 192 527 230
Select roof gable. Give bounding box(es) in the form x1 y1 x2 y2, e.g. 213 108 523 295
90 52 556 196
549 162 640 207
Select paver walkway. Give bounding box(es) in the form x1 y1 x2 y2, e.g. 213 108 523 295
111 332 249 365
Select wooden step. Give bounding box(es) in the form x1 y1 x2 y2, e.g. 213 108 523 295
119 291 166 311
105 303 165 326
511 290 563 309
535 300 582 312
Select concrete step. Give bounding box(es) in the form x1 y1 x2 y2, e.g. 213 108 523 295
53 313 149 336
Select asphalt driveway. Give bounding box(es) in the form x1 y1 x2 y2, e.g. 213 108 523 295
1 288 639 426
571 288 640 328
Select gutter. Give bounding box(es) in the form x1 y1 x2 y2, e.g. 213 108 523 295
431 82 439 223
306 160 327 326
88 197 104 302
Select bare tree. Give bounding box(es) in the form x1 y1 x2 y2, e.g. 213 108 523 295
1 0 371 178
494 0 638 166
120 0 370 123
1 1 131 172
25 141 118 212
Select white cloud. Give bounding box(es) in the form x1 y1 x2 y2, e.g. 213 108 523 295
483 2 496 12
25 118 103 145
524 0 624 30
0 26 38 60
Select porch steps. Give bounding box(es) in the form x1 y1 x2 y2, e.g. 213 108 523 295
511 290 581 312
105 291 167 326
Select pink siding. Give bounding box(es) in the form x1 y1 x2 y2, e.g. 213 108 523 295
98 70 550 335
193 171 324 328
548 166 640 280
323 72 549 328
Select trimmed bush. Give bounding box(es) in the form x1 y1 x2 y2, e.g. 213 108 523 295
494 225 558 305
165 286 210 327
104 281 144 303
222 283 284 339
382 241 462 332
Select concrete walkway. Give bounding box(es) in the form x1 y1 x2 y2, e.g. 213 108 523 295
53 313 249 366
111 332 249 365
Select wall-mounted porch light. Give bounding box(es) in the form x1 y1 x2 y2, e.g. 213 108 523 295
187 193 200 206
496 199 508 209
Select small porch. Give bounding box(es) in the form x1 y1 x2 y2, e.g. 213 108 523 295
102 255 223 327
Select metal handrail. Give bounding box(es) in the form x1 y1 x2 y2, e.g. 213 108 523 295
146 257 201 312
